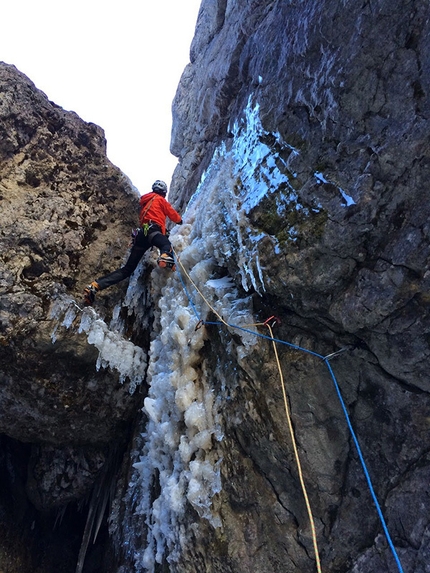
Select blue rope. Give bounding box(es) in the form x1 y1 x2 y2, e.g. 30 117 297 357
324 360 404 573
226 322 326 360
173 257 404 572
198 316 325 358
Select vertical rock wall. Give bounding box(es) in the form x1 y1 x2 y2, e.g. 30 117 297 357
164 1 430 572
1 0 430 571
0 62 148 572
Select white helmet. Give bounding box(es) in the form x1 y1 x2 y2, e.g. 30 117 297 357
152 180 168 196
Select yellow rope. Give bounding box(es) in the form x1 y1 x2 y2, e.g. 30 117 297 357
265 323 322 573
172 249 270 332
172 249 322 570
172 248 229 326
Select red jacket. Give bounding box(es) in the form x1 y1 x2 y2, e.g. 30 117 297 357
139 192 182 234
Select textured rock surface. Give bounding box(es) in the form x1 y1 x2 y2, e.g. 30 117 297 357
1 0 430 572
165 1 430 572
0 63 143 445
0 62 147 571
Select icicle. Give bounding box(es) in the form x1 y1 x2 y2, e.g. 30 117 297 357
49 295 146 392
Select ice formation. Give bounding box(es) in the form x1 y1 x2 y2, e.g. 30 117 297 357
314 170 356 206
125 97 309 571
129 167 254 571
52 96 333 571
49 295 147 393
230 97 300 215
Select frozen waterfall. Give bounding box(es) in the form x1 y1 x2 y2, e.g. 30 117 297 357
51 97 310 571
124 97 305 571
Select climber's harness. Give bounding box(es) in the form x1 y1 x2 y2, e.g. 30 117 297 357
142 221 162 241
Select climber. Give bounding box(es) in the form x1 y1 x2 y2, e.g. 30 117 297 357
83 180 182 306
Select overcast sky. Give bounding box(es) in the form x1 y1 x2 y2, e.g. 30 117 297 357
1 0 201 194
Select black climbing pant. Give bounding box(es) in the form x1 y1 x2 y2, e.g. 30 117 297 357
96 226 172 290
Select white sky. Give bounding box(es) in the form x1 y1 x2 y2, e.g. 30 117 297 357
0 0 201 194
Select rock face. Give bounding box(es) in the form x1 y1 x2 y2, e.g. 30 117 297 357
1 0 430 572
0 62 143 440
0 62 147 571
163 1 430 572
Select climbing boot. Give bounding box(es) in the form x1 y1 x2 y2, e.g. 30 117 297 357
83 281 100 306
157 252 176 271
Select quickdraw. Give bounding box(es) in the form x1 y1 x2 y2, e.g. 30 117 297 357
263 315 281 329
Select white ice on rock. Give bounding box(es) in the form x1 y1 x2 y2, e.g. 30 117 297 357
230 96 300 215
49 295 147 393
79 308 147 392
314 170 356 207
127 96 304 572
131 231 228 570
53 96 323 571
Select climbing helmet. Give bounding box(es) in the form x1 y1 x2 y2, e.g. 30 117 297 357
152 180 168 196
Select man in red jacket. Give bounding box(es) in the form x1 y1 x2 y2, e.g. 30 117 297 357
83 180 182 306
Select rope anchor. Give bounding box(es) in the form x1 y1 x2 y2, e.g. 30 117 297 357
263 315 281 328
323 345 354 361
